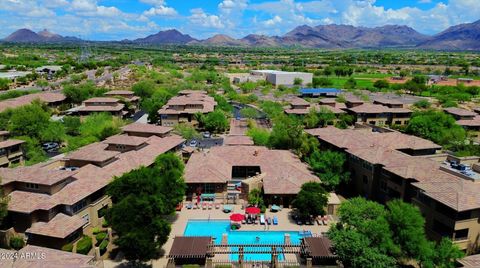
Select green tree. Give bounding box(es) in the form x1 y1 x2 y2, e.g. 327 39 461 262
268 115 304 150
374 79 390 90
246 127 270 146
247 189 264 206
0 78 10 91
63 116 82 136
405 110 466 149
294 78 303 86
292 182 328 219
63 82 107 103
240 107 259 119
303 109 319 129
39 121 65 143
344 78 357 89
386 200 432 262
8 103 51 139
107 154 185 262
174 123 201 140
260 101 284 119
307 150 349 191
328 228 397 268
431 238 464 268
132 80 156 98
203 110 229 133
413 100 431 109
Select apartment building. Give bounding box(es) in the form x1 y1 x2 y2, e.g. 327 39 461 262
284 97 346 116
0 92 66 113
0 123 185 249
0 131 25 168
344 98 412 126
158 90 217 127
72 97 126 117
306 126 480 252
444 107 480 131
185 146 318 205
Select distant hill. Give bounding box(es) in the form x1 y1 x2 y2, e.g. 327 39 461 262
282 24 429 48
201 34 244 46
3 28 81 43
418 20 480 50
3 20 480 50
133 29 196 44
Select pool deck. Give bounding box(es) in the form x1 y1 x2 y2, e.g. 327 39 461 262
103 204 334 267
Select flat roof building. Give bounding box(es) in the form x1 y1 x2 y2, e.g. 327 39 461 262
299 88 342 98
251 70 313 86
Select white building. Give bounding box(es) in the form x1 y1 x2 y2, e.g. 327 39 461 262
251 70 313 86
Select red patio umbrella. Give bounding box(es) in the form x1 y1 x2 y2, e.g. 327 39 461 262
230 213 245 222
245 207 261 214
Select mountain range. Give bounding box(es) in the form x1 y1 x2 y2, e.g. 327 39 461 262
3 20 480 51
3 28 81 43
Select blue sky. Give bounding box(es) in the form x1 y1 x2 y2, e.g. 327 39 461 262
0 0 479 40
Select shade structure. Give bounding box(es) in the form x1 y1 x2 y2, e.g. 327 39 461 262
271 205 281 212
230 213 245 222
245 207 261 214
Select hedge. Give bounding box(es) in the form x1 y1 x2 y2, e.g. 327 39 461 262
76 236 92 255
61 243 74 252
215 265 232 268
99 239 109 255
9 236 24 250
182 265 200 268
95 232 107 246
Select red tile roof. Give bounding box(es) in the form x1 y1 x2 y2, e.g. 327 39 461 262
104 134 148 147
0 93 65 112
0 139 24 149
122 123 173 136
184 146 319 194
83 97 119 104
0 245 95 268
65 143 120 163
26 213 84 238
0 165 74 186
158 92 216 115
224 135 254 146
444 107 477 117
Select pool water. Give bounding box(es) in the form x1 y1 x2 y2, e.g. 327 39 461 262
183 220 306 261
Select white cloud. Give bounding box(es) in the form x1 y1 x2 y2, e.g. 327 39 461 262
189 8 224 29
264 15 282 26
139 0 165 7
143 6 177 17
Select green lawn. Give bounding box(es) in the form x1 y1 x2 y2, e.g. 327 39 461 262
316 76 376 89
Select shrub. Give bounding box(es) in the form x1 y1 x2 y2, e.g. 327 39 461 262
102 218 109 227
62 243 74 252
99 239 109 255
215 265 232 268
182 265 200 268
95 232 107 246
92 227 101 235
9 236 24 250
76 236 93 255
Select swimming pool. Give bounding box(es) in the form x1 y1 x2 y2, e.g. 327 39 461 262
183 220 306 261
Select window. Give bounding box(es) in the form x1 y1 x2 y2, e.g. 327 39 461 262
363 175 369 184
72 199 87 213
0 148 5 156
395 121 401 125
454 228 469 241
26 183 39 189
203 184 215 194
97 205 109 218
82 214 90 226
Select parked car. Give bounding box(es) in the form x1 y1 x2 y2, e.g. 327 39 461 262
42 142 59 152
189 140 198 147
202 132 211 138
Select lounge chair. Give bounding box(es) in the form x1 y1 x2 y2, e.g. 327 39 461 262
316 216 322 225
260 214 265 225
208 203 212 210
202 203 207 210
273 216 278 225
322 216 328 226
215 203 220 209
186 203 193 209
267 217 271 225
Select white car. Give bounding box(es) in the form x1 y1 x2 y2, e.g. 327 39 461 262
189 140 198 147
